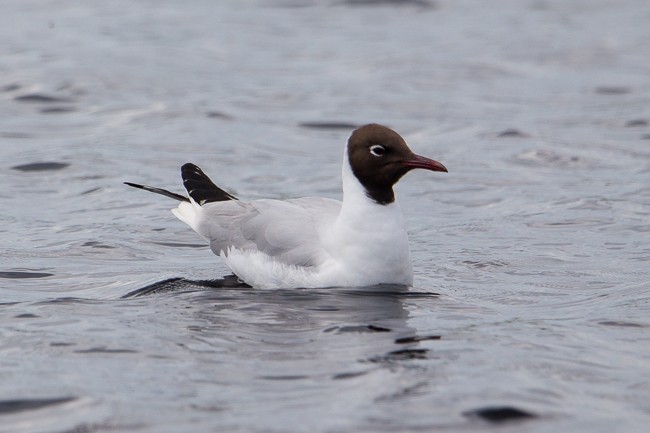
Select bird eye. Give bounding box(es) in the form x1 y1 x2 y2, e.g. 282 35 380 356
369 144 385 157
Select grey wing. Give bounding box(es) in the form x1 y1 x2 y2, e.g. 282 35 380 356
196 197 341 267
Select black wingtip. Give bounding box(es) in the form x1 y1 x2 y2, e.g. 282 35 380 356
181 163 237 205
124 181 189 202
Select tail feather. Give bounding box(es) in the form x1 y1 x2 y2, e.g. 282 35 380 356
124 182 189 202
124 163 237 206
181 163 238 205
171 201 199 233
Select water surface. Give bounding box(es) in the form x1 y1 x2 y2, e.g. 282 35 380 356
1 0 649 432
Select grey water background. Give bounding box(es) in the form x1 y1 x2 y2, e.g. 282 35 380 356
1 0 649 431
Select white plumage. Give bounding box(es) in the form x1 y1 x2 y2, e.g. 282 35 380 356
126 124 447 289
171 152 413 289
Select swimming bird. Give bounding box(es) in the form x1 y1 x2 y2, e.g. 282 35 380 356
125 124 447 289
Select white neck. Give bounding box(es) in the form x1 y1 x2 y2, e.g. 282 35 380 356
338 150 405 233
325 147 413 285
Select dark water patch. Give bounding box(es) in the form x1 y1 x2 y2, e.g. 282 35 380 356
367 324 391 332
595 86 631 95
0 397 76 414
189 404 227 413
51 342 76 347
40 106 77 114
14 313 39 318
74 347 138 354
599 320 646 328
462 259 508 269
11 162 70 171
399 291 441 299
34 297 90 305
122 275 250 298
340 290 440 302
375 382 427 402
123 277 195 298
0 132 33 138
368 325 392 332
641 133 650 140
0 271 54 279
14 93 74 103
339 285 438 298
370 348 429 362
463 406 537 423
626 119 648 127
197 288 327 304
149 241 207 248
298 121 359 130
206 110 234 120
395 335 441 344
190 276 252 289
80 187 102 195
386 348 428 360
498 128 528 138
333 371 368 380
308 305 340 311
326 324 392 334
260 375 309 380
2 83 21 92
82 241 115 249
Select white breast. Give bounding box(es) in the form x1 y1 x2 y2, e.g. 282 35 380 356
317 150 414 287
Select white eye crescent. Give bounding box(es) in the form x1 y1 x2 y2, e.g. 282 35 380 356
369 144 385 157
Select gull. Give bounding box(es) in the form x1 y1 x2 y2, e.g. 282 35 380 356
125 124 447 289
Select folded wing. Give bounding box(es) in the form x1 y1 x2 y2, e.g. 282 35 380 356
174 197 340 268
169 163 341 269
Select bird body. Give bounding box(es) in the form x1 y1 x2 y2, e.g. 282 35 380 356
126 124 447 289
